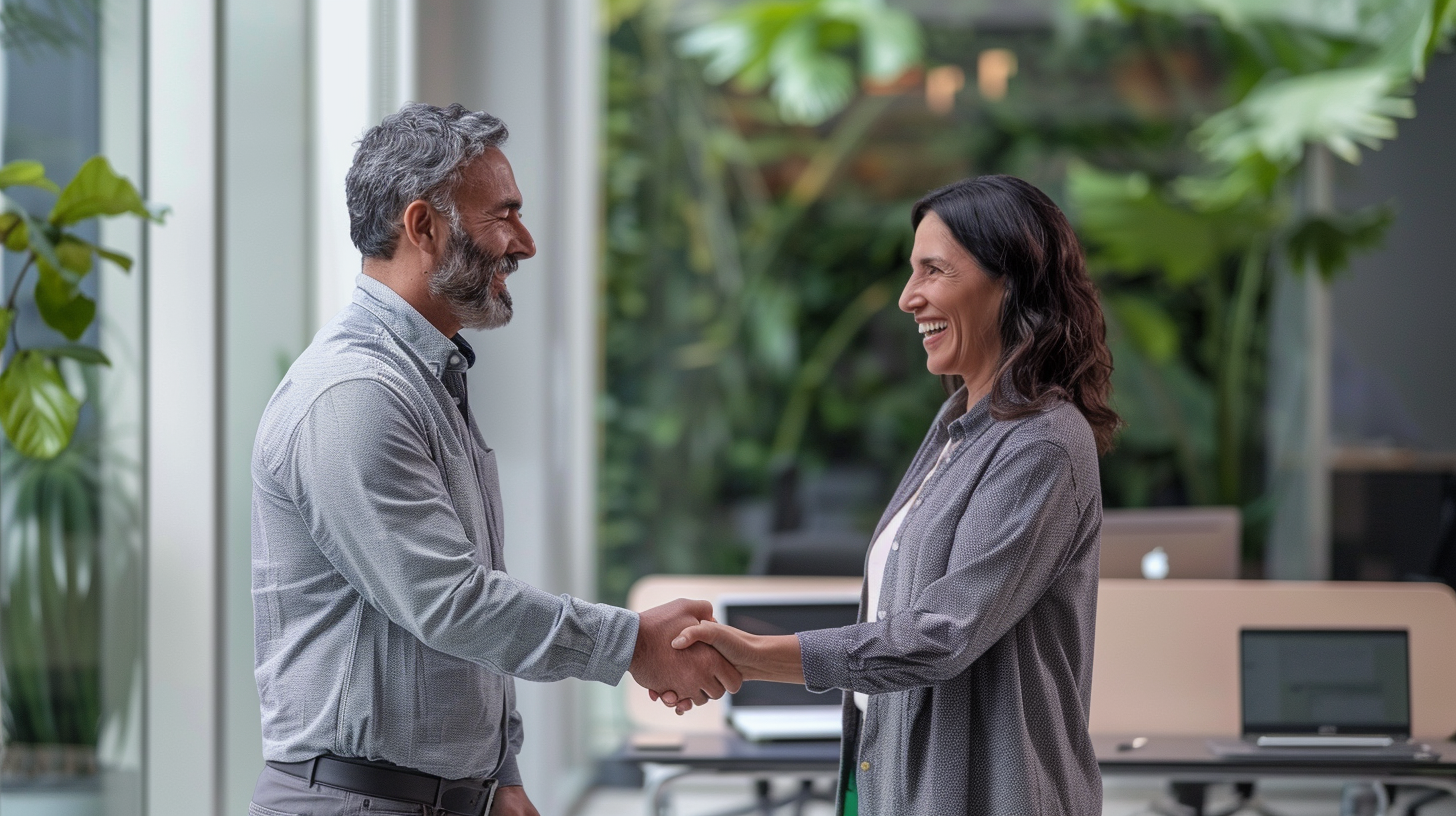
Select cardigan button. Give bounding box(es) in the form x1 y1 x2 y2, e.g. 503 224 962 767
860 761 871 771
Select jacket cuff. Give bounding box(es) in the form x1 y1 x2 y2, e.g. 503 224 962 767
581 605 640 686
798 628 852 693
493 751 522 787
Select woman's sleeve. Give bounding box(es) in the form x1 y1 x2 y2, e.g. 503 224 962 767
797 438 1088 694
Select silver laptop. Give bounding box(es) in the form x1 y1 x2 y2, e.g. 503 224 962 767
716 593 860 742
1209 629 1439 761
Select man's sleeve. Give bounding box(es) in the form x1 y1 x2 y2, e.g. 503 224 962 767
798 439 1087 693
275 376 639 684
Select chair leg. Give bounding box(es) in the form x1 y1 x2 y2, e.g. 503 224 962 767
756 778 773 816
1406 788 1450 816
1171 782 1208 816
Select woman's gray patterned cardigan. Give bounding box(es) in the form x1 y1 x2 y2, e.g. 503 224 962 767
797 389 1103 815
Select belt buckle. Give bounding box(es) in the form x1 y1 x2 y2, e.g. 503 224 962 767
435 777 496 816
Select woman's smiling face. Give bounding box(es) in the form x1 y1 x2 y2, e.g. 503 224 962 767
899 211 1006 383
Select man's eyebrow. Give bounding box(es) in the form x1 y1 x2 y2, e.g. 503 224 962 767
497 197 523 211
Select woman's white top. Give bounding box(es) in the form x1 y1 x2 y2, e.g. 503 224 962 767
854 440 953 713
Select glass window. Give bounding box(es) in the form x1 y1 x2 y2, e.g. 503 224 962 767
1 1 145 814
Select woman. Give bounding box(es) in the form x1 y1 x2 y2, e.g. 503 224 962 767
669 176 1119 814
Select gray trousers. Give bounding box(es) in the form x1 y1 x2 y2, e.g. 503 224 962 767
250 765 434 816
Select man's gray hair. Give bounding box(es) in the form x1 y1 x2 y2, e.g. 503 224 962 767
345 102 508 259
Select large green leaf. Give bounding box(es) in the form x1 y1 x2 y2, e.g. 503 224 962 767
56 235 93 275
1067 162 1241 284
825 0 922 81
0 307 13 355
769 20 856 125
34 345 111 366
95 245 133 272
34 262 96 341
680 18 761 85
0 211 26 250
1286 203 1393 280
1428 0 1456 61
679 0 921 126
48 155 155 226
0 350 80 460
1195 67 1414 166
0 160 58 193
1108 294 1181 363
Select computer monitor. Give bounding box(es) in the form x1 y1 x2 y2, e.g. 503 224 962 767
717 594 860 709
1239 629 1411 738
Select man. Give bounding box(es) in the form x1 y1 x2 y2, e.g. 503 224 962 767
249 103 736 816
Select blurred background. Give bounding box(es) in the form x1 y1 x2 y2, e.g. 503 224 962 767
0 0 1452 814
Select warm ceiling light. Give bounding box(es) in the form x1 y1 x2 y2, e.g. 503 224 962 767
977 48 1018 101
925 65 965 114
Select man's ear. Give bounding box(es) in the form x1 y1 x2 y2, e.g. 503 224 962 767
400 199 445 262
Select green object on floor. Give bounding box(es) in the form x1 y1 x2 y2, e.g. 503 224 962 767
842 771 858 816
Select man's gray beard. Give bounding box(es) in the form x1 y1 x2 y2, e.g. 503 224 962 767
428 228 517 330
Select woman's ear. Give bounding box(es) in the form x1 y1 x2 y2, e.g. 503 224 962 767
400 199 445 262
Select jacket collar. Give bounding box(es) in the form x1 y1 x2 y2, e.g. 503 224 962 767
352 273 471 378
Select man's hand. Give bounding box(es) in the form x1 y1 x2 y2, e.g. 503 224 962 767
629 598 743 711
490 785 539 816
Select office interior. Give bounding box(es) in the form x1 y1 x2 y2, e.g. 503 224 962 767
0 0 1452 815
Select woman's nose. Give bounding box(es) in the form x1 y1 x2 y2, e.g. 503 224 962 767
898 276 923 313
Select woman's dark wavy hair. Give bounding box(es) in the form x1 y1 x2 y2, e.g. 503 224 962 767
911 175 1120 455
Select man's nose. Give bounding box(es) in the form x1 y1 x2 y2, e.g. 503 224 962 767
514 222 537 261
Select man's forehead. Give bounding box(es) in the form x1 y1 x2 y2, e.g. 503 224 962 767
459 147 521 206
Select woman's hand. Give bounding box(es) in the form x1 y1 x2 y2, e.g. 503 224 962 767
648 623 806 713
672 622 806 685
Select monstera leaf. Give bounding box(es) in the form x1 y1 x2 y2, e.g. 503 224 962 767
1067 162 1260 285
1287 204 1394 280
1195 67 1415 166
679 0 921 125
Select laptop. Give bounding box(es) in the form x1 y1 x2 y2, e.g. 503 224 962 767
1208 629 1440 761
716 593 861 742
1098 507 1240 580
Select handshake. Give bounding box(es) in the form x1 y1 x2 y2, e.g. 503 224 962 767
627 598 783 715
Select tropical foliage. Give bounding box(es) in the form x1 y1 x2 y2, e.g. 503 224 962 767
0 157 162 460
599 0 1451 598
1067 0 1453 550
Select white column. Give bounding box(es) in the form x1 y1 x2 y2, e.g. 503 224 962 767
98 0 147 813
309 0 374 330
146 0 222 813
221 3 313 814
1265 146 1335 579
417 1 603 811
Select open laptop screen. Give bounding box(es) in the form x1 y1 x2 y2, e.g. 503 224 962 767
1240 629 1410 737
723 599 859 708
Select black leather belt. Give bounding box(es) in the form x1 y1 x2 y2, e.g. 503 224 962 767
266 755 497 816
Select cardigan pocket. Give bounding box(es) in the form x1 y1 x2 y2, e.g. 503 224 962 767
901 686 933 800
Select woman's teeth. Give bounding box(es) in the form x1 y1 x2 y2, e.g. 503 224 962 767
919 320 948 337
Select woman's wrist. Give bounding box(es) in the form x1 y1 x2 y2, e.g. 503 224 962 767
740 634 806 685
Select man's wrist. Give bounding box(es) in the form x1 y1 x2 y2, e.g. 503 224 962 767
590 606 641 685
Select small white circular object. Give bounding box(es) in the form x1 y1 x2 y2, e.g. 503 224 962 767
1141 546 1170 580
